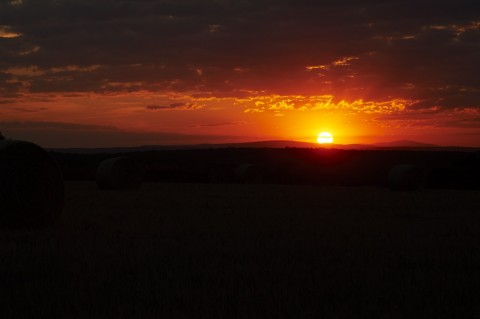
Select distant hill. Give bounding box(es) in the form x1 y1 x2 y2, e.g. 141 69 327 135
50 139 479 154
50 140 319 154
372 140 439 148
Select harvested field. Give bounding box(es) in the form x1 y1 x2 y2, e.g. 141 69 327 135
0 182 479 318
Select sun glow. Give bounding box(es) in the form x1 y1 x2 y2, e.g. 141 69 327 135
317 132 334 144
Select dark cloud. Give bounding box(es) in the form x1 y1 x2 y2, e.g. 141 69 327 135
146 102 202 110
441 117 480 128
0 0 479 110
186 121 244 128
13 107 48 112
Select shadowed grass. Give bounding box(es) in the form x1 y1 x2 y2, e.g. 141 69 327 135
0 182 479 318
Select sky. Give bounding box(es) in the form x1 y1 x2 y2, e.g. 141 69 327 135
1 0 479 148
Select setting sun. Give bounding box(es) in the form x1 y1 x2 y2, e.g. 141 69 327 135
317 132 334 144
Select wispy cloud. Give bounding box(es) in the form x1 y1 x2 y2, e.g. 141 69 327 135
0 25 22 38
241 95 409 114
13 107 48 113
186 121 245 128
146 102 203 111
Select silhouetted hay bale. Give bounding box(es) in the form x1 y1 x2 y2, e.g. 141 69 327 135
0 140 64 228
388 164 423 191
96 157 143 190
234 164 265 183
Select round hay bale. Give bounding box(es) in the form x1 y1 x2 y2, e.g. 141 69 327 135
96 157 143 190
234 164 265 183
0 140 64 228
388 164 423 191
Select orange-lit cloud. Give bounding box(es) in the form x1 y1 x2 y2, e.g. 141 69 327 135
0 26 21 38
241 95 408 114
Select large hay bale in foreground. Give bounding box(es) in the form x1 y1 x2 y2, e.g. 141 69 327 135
0 140 64 228
96 157 143 190
234 164 265 183
388 164 423 191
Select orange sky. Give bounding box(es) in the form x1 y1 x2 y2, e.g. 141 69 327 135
3 91 479 148
1 1 479 148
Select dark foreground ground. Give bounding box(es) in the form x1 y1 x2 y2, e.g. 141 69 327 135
1 182 479 318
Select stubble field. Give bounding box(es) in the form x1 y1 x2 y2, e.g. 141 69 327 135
1 182 479 318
